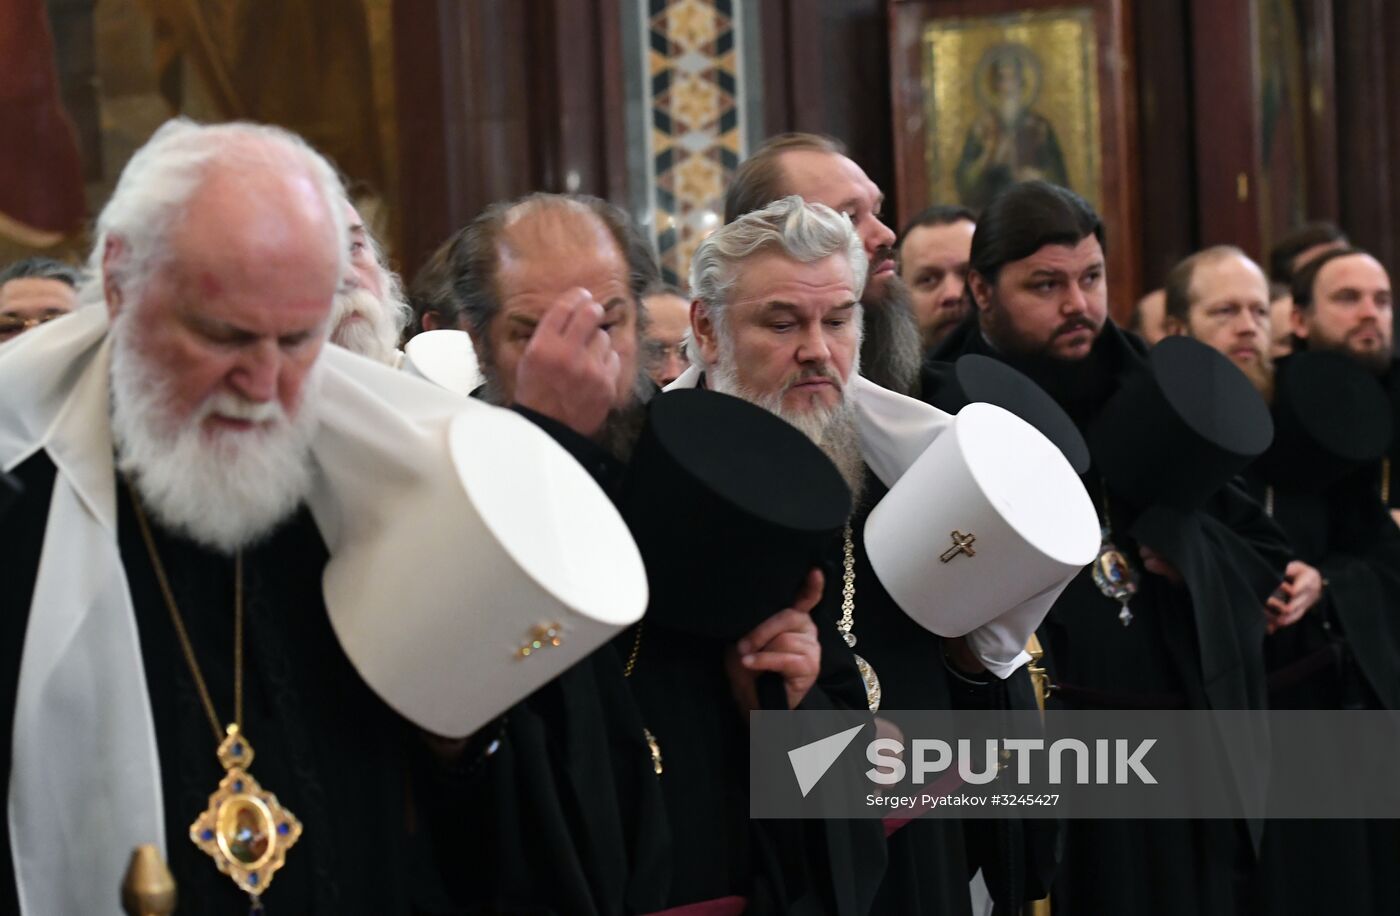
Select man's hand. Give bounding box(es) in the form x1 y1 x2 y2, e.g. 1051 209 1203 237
512 291 621 438
1266 560 1324 634
943 635 987 675
725 569 824 712
1138 545 1184 586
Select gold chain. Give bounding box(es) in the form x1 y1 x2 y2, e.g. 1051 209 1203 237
623 620 644 678
618 620 662 774
130 489 242 744
836 524 856 639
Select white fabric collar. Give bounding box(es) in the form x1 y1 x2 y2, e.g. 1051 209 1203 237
665 364 952 487
665 366 1036 677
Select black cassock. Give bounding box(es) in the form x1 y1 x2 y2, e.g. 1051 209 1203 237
0 450 670 915
523 405 888 915
1241 453 1400 916
1372 358 1400 513
834 467 1057 916
924 319 1289 916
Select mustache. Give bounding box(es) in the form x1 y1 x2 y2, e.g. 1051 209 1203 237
783 365 843 392
1053 315 1099 338
869 245 895 272
1347 321 1384 338
198 392 285 424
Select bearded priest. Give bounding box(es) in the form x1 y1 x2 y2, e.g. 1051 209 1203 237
0 119 653 915
668 196 1095 915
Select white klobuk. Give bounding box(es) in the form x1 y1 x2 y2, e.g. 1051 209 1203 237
401 328 482 397
0 306 645 914
668 365 1097 678
864 401 1099 677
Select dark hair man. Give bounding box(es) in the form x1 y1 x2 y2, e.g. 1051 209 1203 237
1269 220 1348 286
925 180 1292 916
0 256 81 342
896 204 976 350
1290 246 1400 526
1172 243 1400 915
724 133 923 396
1289 246 1393 376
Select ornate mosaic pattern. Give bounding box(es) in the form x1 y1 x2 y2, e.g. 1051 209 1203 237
638 0 749 288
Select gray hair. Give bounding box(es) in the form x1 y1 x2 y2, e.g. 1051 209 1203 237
80 118 349 311
687 195 866 362
0 257 83 288
350 202 412 339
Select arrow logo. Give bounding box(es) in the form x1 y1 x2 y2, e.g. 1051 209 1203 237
787 724 865 797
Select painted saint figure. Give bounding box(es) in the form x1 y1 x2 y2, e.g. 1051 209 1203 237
955 44 1070 210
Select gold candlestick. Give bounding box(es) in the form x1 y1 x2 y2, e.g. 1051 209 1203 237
121 844 177 916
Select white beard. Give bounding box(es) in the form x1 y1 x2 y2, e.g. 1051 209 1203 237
708 346 866 506
330 287 403 366
109 318 321 554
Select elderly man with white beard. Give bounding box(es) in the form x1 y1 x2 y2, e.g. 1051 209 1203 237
670 195 1056 915
0 119 659 916
328 200 411 366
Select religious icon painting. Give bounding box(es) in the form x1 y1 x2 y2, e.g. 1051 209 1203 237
917 8 1101 212
889 0 1141 318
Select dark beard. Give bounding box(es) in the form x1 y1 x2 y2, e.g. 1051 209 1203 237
598 397 649 463
859 277 923 397
1294 324 1394 376
995 335 1115 426
479 342 652 463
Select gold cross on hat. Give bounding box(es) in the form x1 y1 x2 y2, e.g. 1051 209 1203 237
940 530 977 563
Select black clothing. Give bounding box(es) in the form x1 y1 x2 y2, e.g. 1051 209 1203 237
925 320 1289 916
526 401 887 914
1 453 453 913
837 469 1053 915
2 448 669 915
1242 446 1400 915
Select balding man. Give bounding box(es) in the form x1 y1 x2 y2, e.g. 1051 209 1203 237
446 192 652 462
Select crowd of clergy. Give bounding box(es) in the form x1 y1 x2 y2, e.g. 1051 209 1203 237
2 117 1398 916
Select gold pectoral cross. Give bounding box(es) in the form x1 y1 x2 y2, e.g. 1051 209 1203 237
940 530 977 563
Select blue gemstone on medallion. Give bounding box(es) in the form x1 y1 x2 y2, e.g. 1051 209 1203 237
277 822 289 835
233 780 244 792
232 743 243 757
201 829 214 841
249 873 259 886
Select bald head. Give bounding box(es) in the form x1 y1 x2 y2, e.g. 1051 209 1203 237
445 193 641 408
162 157 342 313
